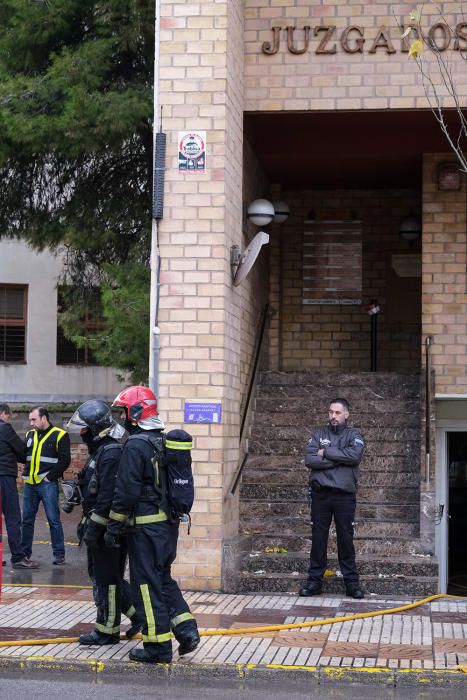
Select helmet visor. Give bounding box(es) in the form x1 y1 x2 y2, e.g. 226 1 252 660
66 408 88 433
107 421 126 440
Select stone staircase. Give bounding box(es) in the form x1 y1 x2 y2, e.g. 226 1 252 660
235 371 438 596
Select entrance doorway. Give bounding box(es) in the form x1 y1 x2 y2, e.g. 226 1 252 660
446 432 467 595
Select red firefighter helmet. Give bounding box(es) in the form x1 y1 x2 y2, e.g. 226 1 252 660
112 385 158 424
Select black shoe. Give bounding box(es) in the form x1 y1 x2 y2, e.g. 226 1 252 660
129 648 172 664
53 556 66 565
178 629 200 656
125 619 142 639
299 583 322 597
346 587 364 599
79 630 120 645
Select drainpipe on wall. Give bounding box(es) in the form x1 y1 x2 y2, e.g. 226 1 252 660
149 0 163 396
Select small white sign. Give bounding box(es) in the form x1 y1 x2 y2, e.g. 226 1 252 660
178 131 206 173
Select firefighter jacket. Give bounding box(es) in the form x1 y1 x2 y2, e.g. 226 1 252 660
23 425 71 484
0 417 26 477
108 428 169 532
304 422 365 494
79 436 122 535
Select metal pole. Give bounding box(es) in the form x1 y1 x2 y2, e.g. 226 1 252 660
149 0 162 395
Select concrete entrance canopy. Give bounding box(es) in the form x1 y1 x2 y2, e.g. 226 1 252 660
244 110 465 188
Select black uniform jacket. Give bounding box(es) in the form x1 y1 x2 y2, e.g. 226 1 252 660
305 422 365 494
81 436 122 534
0 418 26 477
109 428 168 530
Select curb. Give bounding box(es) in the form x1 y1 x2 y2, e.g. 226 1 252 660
0 655 465 687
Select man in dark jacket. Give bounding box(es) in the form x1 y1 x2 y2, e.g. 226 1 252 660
0 404 38 569
105 385 199 664
66 399 141 645
21 406 70 565
299 398 365 599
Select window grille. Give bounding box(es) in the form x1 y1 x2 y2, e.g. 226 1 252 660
0 285 27 363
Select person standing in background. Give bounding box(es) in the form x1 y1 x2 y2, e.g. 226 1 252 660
0 403 38 569
21 406 70 565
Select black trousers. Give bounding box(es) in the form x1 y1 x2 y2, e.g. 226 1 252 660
127 520 197 658
87 541 136 635
0 475 24 563
308 488 359 589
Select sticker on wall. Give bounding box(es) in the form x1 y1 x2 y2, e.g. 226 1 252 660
184 402 222 424
178 131 206 173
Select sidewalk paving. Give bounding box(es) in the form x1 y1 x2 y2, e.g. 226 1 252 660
0 581 466 687
1 510 466 687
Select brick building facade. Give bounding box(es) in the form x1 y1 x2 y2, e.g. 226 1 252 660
154 1 466 593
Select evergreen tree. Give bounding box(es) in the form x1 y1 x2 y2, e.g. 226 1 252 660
0 1 155 381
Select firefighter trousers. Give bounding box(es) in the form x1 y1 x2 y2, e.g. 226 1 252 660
127 520 197 657
87 541 137 635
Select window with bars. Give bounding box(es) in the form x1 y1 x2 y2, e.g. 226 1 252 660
0 285 27 363
56 287 104 366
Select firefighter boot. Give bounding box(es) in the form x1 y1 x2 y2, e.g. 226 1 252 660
129 642 172 664
79 630 120 645
176 622 200 656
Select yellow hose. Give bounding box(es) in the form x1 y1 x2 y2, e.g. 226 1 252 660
0 592 463 647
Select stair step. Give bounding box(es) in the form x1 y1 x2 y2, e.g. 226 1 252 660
244 454 421 472
235 572 438 596
242 469 420 488
240 483 420 504
255 397 421 416
250 426 420 443
259 370 421 392
254 412 421 428
241 534 424 556
241 552 437 577
249 440 420 458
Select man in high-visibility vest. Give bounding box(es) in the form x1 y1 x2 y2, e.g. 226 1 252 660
21 406 70 565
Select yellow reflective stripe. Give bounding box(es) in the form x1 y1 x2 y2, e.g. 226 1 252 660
135 512 167 524
95 622 120 634
109 510 128 522
171 612 194 628
54 428 66 448
142 632 172 643
140 584 156 639
166 440 192 450
90 513 108 526
124 605 136 619
95 584 119 634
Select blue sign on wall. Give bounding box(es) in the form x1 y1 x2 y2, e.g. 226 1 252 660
184 402 222 424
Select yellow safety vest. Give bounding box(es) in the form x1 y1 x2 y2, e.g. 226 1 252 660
24 427 67 485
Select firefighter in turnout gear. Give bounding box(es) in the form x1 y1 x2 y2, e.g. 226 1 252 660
105 386 200 664
66 400 141 645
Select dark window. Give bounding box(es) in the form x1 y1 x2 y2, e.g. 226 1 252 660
0 285 27 363
56 287 104 366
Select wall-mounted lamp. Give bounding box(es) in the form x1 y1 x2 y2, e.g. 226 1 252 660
272 200 290 224
399 215 421 244
247 198 275 226
247 198 290 226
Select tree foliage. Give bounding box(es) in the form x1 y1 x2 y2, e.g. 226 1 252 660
0 1 155 381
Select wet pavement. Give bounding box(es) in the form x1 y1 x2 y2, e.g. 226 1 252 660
1 506 467 687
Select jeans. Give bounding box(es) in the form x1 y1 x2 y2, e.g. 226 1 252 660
21 480 65 560
0 475 25 563
308 488 359 589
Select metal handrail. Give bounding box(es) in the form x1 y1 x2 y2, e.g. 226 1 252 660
227 303 270 498
425 336 432 483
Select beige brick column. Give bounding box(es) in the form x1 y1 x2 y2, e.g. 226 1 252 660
156 0 246 589
421 152 467 553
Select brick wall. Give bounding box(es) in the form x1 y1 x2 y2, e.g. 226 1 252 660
422 154 467 394
269 189 422 371
157 0 264 589
244 1 467 112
